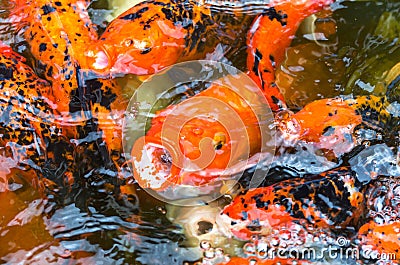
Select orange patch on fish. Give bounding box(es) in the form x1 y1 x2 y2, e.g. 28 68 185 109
247 0 334 111
280 98 362 142
89 0 205 76
358 220 400 260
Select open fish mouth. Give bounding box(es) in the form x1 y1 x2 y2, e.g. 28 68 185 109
130 136 178 190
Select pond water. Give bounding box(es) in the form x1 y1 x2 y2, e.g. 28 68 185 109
0 0 399 264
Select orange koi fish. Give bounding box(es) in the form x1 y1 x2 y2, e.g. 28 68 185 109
10 0 127 154
85 0 253 76
130 82 263 190
357 176 400 261
279 95 392 154
10 0 97 111
280 98 362 143
217 167 365 240
358 220 400 261
246 0 334 111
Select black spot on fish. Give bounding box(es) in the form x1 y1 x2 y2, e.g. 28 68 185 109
0 63 13 80
322 126 335 136
47 66 53 77
269 54 276 68
264 7 288 26
41 4 56 15
161 7 174 20
271 95 280 105
140 47 152 55
39 43 47 52
252 48 263 77
120 7 149 20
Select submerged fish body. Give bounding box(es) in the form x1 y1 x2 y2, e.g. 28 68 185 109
217 167 366 241
0 41 56 161
10 0 97 111
10 0 127 155
246 0 334 111
0 41 74 185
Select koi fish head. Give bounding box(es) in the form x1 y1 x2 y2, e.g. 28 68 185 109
279 98 362 155
88 1 187 76
131 110 234 191
130 83 263 191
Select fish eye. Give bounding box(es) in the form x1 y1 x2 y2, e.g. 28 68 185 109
160 151 172 164
124 39 134 47
213 132 226 150
214 143 223 150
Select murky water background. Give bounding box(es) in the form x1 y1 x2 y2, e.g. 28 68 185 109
0 0 399 264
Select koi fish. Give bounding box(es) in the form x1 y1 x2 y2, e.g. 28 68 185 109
216 167 366 240
130 82 263 190
358 220 400 261
279 95 394 154
246 0 334 111
86 0 254 76
10 0 97 111
0 41 74 186
357 176 400 261
0 41 57 161
10 0 127 154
